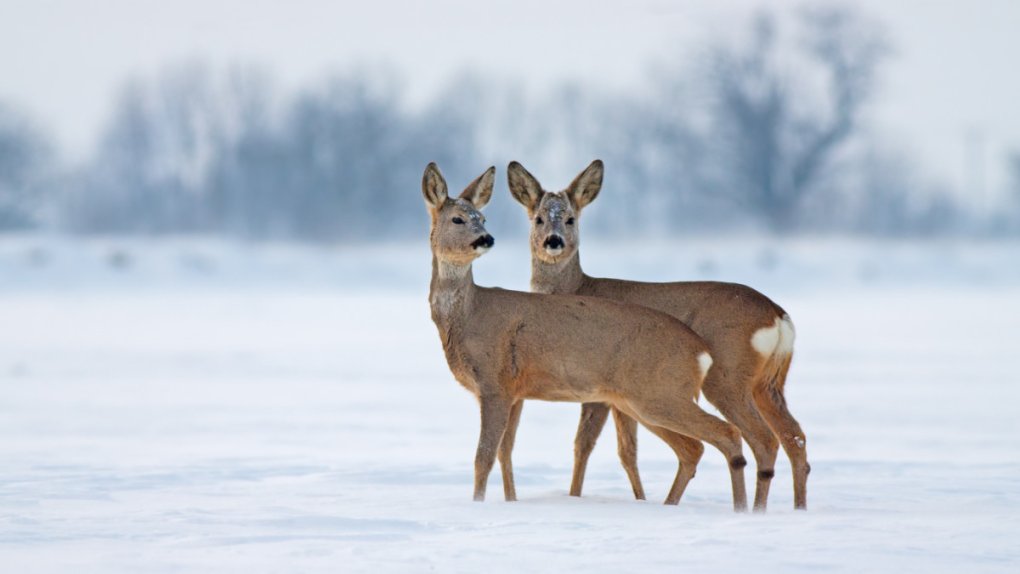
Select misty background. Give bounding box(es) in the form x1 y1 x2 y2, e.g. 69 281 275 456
3 3 1020 570
2 0 1020 244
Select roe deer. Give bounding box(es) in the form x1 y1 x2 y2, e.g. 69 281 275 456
507 159 809 511
423 162 748 511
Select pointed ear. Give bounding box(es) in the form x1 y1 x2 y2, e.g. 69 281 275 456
422 162 449 209
507 161 543 212
459 166 495 209
566 159 603 211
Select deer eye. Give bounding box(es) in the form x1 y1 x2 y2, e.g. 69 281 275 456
452 217 465 224
535 216 544 225
566 217 575 225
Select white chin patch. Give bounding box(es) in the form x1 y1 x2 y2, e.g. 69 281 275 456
545 247 564 256
473 246 490 255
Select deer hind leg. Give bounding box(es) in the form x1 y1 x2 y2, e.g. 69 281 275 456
474 396 513 502
569 402 611 497
642 424 704 505
497 400 524 501
625 397 748 512
740 405 780 513
704 379 780 512
753 383 809 510
611 406 646 501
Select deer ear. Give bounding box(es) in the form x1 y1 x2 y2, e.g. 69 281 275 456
422 162 449 209
507 161 543 212
459 166 495 209
566 159 603 211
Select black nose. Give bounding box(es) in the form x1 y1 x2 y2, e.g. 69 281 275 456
471 234 495 249
543 235 564 250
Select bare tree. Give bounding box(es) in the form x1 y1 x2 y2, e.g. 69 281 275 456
0 102 54 230
1004 151 1020 234
67 65 224 233
708 7 889 232
66 64 278 235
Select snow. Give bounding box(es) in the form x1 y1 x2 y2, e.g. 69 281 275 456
1 236 1019 572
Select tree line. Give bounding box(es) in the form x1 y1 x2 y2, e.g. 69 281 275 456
1 7 1018 241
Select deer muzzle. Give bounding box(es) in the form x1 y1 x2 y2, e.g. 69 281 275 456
471 234 495 252
543 234 564 254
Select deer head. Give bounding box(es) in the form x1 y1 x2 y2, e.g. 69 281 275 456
508 160 603 264
423 162 496 266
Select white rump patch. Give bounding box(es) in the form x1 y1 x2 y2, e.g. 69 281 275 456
777 314 796 355
751 314 796 357
697 351 713 380
751 320 781 357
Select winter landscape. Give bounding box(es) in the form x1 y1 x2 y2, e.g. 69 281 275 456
1 237 1018 572
3 0 1020 571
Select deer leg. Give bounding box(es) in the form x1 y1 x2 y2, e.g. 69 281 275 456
705 386 780 512
642 424 704 505
611 407 646 500
740 407 780 513
753 385 809 510
497 400 524 501
569 402 610 497
626 398 748 512
473 396 512 502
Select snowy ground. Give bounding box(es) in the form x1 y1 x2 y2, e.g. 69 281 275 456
1 236 1019 572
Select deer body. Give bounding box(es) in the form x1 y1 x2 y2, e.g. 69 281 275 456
433 272 710 406
509 160 810 511
423 163 748 511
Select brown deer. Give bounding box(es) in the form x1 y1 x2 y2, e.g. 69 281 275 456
423 162 749 511
507 159 809 511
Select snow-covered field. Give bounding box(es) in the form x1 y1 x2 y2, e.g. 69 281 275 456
1 236 1018 572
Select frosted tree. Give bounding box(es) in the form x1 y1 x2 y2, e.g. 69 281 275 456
274 71 482 241
0 103 53 230
1006 152 1020 234
66 64 275 234
68 67 218 233
707 7 888 232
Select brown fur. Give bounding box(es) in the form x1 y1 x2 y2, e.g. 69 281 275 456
423 162 748 511
507 159 810 511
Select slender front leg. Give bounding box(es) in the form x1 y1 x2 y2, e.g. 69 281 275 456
498 400 524 501
474 396 512 501
570 402 611 497
611 407 646 501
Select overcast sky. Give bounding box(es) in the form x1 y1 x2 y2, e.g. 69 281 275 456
2 0 1019 200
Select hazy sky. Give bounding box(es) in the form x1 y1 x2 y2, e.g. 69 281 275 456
2 0 1019 200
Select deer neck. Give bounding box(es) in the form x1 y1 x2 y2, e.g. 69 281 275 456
531 250 586 295
429 255 477 332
